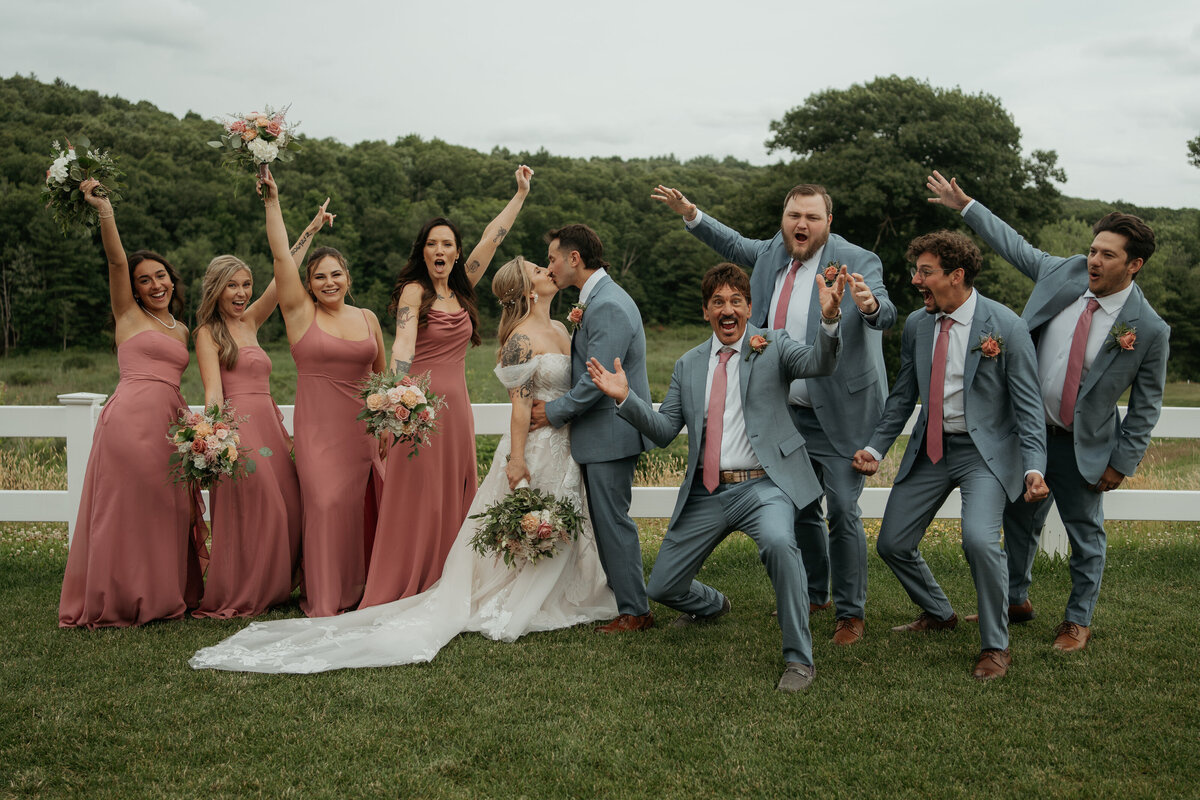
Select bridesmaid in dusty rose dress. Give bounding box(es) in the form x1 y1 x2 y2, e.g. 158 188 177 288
261 169 387 617
190 210 328 618
360 165 534 607
59 179 204 629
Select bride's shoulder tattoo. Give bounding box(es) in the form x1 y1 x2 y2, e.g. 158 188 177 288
502 333 534 399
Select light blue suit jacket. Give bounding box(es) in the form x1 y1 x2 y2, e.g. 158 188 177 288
689 213 896 457
867 294 1046 502
616 325 840 527
963 202 1170 482
545 273 651 464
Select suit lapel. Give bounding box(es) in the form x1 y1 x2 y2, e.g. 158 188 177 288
1079 287 1143 400
963 299 991 392
688 343 711 436
915 315 934 405
739 328 755 402
1026 272 1088 332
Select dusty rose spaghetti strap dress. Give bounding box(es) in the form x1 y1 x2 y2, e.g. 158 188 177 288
291 317 378 617
59 330 203 629
361 308 477 607
193 346 302 618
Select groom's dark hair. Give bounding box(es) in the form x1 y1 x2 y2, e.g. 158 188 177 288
701 262 752 305
545 224 609 272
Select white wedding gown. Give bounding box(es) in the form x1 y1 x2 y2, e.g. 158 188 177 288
189 354 617 673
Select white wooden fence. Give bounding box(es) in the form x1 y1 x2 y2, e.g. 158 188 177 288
2 394 1198 557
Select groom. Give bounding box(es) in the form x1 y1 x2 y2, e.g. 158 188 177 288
530 224 655 632
588 262 843 691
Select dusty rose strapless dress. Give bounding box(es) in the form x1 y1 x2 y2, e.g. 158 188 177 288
360 308 477 607
193 346 302 619
59 330 202 629
291 317 378 617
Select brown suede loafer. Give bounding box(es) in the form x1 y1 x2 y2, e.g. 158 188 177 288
595 612 655 633
1052 620 1091 652
972 648 1012 680
831 617 864 645
891 611 958 633
964 599 1036 624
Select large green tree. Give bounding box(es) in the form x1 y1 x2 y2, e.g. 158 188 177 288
1188 134 1200 169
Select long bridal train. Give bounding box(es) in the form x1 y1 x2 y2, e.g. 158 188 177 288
189 354 617 673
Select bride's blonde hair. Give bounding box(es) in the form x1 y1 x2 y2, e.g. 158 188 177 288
492 256 535 363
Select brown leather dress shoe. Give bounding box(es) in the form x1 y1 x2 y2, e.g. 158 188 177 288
831 617 864 645
972 648 1011 680
964 599 1036 624
1052 620 1091 652
595 612 655 633
891 611 958 633
770 600 831 618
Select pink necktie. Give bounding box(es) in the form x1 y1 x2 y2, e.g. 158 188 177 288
1060 298 1101 426
703 348 735 492
772 259 802 330
927 316 954 464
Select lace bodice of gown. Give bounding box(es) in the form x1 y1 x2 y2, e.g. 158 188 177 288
495 352 571 402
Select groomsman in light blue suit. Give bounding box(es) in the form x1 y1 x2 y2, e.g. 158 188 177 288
853 231 1048 681
587 262 843 692
531 224 655 633
652 184 896 647
928 171 1170 652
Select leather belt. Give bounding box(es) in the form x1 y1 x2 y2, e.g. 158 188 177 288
719 469 766 484
1046 424 1073 437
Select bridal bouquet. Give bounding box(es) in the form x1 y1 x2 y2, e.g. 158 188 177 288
42 137 124 234
208 104 300 178
166 403 270 490
357 370 446 459
469 486 583 567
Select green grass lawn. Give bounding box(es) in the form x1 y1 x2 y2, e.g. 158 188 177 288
2 521 1198 799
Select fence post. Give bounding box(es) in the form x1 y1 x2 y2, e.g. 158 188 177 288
57 392 107 544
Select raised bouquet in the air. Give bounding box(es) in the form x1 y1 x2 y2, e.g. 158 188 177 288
357 370 445 459
468 485 583 567
167 403 270 489
208 104 299 179
42 137 124 234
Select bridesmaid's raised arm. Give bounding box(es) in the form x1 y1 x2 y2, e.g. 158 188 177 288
461 165 533 288
80 178 135 322
248 198 336 329
261 169 314 334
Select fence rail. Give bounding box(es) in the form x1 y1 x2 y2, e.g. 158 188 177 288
2 394 1197 557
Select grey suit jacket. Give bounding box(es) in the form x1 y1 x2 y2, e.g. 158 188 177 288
963 202 1170 482
689 212 896 457
867 294 1046 502
544 273 651 464
617 325 839 527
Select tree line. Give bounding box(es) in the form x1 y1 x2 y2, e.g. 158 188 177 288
1 74 1197 379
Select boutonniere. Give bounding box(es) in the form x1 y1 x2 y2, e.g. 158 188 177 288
970 333 1005 359
1107 322 1136 352
822 260 841 287
567 302 586 334
745 334 769 361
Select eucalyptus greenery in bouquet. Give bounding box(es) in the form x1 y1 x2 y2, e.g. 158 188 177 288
208 104 300 179
469 486 584 568
42 137 124 234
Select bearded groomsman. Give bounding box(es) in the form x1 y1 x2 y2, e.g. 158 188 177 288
853 231 1048 681
927 171 1170 652
653 184 895 646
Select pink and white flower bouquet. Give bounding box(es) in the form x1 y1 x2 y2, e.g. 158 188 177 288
208 104 300 179
42 137 124 234
166 403 269 490
357 370 446 459
468 486 584 567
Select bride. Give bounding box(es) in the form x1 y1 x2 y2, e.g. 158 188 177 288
190 256 618 672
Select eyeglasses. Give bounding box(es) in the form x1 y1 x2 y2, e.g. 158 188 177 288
908 266 958 279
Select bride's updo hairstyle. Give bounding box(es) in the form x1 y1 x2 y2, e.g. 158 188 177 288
492 256 534 362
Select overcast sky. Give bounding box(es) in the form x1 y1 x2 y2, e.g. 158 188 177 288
4 0 1199 209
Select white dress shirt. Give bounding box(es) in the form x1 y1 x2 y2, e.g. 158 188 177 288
933 289 977 434
578 267 608 305
1037 283 1134 428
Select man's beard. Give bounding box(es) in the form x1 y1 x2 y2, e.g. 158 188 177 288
786 228 830 263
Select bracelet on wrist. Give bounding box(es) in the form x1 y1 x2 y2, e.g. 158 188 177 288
97 211 114 220
822 312 842 324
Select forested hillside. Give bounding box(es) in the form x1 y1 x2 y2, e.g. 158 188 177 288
2 75 1197 378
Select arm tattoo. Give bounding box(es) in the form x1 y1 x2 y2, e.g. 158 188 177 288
396 306 413 330
501 333 533 367
491 226 509 244
516 380 533 400
392 358 411 375
289 230 312 255
466 258 483 275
